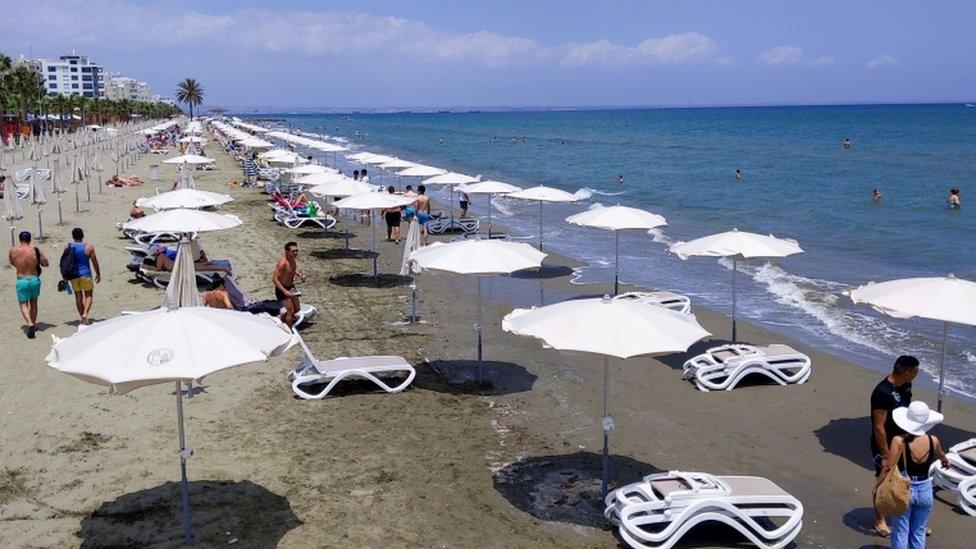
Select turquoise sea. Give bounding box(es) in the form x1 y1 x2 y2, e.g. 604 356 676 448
245 105 976 397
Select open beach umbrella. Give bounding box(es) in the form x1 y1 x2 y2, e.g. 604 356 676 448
456 180 523 237
397 165 447 178
503 296 709 496
137 189 233 210
360 154 398 166
410 239 545 382
849 275 976 411
284 164 337 176
296 171 350 187
379 158 417 171
507 185 580 250
333 193 415 279
669 228 803 342
566 205 667 295
123 208 242 234
306 178 374 198
163 154 215 165
422 172 481 231
46 306 295 545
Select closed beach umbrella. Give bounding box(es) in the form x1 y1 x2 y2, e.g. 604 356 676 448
137 189 233 211
123 208 242 234
28 167 47 205
456 180 523 236
507 185 580 250
566 204 667 295
503 296 709 496
669 229 802 341
46 306 295 545
849 275 976 411
3 168 24 245
410 239 545 381
164 237 204 308
333 192 416 279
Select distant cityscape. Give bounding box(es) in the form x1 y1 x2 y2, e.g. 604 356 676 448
11 50 173 105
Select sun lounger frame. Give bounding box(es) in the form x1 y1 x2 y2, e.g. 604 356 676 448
682 344 811 392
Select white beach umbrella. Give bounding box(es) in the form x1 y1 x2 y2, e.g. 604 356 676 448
669 228 803 341
410 239 545 381
164 237 204 308
333 193 416 279
284 164 337 176
668 229 803 342
46 306 295 545
123 208 242 234
421 172 481 232
3 168 24 245
296 172 350 187
137 189 233 210
566 205 667 295
379 158 417 170
306 178 375 198
163 154 215 165
360 154 398 166
456 180 523 236
503 296 709 495
397 165 447 178
507 185 580 250
849 275 976 411
177 136 207 144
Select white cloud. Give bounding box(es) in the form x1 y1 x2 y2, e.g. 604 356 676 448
757 46 805 66
866 54 898 69
3 2 724 70
808 55 837 67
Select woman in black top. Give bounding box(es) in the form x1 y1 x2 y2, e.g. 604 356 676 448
876 401 948 549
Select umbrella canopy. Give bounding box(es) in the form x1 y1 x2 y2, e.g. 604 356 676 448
397 165 447 178
566 204 667 294
507 185 580 250
163 154 215 165
123 208 242 234
332 192 414 211
379 158 417 170
177 136 207 144
295 172 349 186
503 296 709 495
669 229 803 341
46 306 294 544
307 178 375 198
455 180 523 237
422 172 479 186
137 189 233 210
849 274 976 411
360 154 398 165
410 239 545 379
284 164 337 175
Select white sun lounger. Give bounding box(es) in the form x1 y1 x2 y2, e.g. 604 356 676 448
274 202 337 230
137 266 230 289
222 275 316 328
931 438 976 516
682 344 811 392
288 333 414 400
605 471 804 549
427 215 480 235
614 291 692 314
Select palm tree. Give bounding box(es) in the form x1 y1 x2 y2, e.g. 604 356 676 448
175 78 204 120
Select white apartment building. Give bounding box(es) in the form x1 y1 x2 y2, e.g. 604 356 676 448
103 75 153 102
39 54 104 98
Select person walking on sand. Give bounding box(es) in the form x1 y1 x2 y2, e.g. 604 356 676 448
870 355 919 538
66 228 100 325
384 186 402 243
415 185 431 246
273 241 304 328
875 400 948 548
8 231 49 339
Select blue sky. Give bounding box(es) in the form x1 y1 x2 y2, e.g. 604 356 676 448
3 0 974 109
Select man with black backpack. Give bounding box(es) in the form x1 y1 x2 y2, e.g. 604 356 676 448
60 228 100 325
8 231 49 339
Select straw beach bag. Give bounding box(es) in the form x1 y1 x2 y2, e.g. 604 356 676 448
876 443 910 515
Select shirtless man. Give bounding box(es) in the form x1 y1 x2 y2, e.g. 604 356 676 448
273 241 303 328
8 231 49 338
415 185 432 246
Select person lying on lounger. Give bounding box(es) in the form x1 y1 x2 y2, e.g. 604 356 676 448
147 245 232 274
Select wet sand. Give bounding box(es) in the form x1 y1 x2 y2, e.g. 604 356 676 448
1 128 976 547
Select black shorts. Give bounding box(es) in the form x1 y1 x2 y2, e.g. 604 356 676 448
275 286 295 302
459 200 469 209
385 211 402 226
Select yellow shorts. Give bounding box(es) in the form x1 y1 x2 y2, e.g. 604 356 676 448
70 277 94 292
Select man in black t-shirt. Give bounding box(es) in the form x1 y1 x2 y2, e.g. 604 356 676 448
870 355 919 537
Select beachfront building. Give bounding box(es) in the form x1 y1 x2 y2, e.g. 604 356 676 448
38 54 105 98
104 74 154 102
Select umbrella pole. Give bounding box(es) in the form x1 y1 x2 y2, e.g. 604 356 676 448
36 206 43 241
601 356 613 498
488 193 493 238
937 321 949 412
371 210 378 282
476 277 484 382
731 258 738 342
74 183 80 213
9 226 14 247
175 381 193 546
613 231 620 296
57 196 63 225
538 200 543 251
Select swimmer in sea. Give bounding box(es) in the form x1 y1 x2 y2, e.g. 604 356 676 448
734 169 742 180
948 188 961 209
872 189 884 202
617 174 624 185
843 138 853 149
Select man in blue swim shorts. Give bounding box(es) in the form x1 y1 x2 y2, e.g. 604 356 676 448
415 185 431 245
8 231 49 339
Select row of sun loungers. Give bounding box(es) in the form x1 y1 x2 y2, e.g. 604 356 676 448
932 438 976 516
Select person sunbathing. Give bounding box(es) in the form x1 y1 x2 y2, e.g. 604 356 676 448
129 201 146 219
148 246 232 274
201 276 233 309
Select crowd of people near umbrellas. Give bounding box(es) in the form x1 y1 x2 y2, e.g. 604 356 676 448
5 115 975 547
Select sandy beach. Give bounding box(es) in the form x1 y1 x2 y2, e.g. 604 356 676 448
2 127 976 548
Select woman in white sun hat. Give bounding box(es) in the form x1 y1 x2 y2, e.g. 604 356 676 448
876 401 949 549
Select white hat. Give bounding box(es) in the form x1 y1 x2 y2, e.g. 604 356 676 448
893 401 943 436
